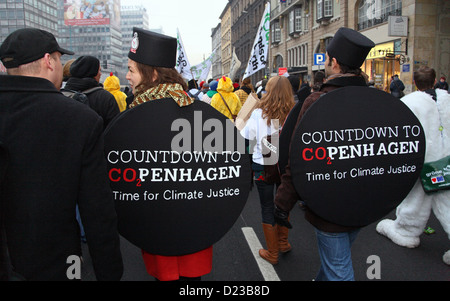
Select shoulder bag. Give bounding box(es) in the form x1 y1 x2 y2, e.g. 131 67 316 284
420 155 450 193
235 93 259 131
218 92 237 122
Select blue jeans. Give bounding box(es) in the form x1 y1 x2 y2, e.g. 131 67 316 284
314 228 360 281
254 179 277 225
76 205 86 242
253 163 277 225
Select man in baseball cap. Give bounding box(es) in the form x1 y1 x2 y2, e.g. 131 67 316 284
0 28 123 280
0 28 74 90
0 28 74 68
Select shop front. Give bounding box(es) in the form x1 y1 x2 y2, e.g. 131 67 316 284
361 40 403 92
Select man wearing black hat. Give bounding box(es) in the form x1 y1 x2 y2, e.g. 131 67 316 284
274 27 375 281
117 27 215 281
0 28 123 280
64 55 120 129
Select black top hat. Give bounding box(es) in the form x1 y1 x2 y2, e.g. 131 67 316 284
128 27 177 68
326 27 375 68
0 28 74 68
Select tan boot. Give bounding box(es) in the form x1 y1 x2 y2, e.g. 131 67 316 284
259 223 279 265
278 225 292 253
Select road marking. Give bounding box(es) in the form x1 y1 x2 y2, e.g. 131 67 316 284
241 227 280 281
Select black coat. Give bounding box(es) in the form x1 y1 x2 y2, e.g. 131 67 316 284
0 75 123 280
390 78 405 98
64 77 120 129
275 75 368 233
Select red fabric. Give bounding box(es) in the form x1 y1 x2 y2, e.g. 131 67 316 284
141 246 213 281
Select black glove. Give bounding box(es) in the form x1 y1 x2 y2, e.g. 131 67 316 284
274 205 292 229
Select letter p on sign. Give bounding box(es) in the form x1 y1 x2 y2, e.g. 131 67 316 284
314 53 326 66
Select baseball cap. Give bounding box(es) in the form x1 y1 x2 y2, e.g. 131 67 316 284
0 28 74 68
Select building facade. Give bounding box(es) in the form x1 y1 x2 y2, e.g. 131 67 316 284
57 0 123 83
220 1 232 78
0 0 58 41
268 0 450 93
120 4 149 83
211 23 223 80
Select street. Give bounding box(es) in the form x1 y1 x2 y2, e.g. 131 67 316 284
81 186 449 282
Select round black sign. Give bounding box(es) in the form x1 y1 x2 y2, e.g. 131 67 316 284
104 99 251 256
290 87 425 227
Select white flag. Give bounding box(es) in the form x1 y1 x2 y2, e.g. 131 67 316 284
243 2 271 79
191 51 215 82
176 29 193 81
229 47 241 80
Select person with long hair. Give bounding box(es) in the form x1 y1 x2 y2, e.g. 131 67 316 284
240 75 295 265
235 77 255 105
125 27 212 281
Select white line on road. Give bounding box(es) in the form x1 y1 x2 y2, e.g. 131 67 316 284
241 227 280 281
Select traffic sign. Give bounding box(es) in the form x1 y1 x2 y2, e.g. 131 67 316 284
314 53 326 65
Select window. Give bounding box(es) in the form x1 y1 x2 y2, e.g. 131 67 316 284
288 44 308 67
289 7 302 35
358 0 402 30
271 21 281 43
273 54 283 72
317 0 333 21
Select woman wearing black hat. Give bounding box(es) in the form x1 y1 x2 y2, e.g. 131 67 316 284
124 28 212 281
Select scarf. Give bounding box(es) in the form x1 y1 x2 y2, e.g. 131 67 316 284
130 83 194 109
424 88 437 101
324 73 358 83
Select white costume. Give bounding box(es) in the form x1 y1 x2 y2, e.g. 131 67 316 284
376 89 450 265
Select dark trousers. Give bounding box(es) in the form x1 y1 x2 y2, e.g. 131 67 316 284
253 162 278 225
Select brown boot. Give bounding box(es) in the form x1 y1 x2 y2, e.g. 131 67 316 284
278 225 292 253
259 223 279 265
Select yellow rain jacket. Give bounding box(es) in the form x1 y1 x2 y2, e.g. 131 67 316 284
210 76 242 120
104 73 127 112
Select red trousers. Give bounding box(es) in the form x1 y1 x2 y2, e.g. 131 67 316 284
141 246 213 281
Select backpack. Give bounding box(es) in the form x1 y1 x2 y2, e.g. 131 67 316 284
61 87 103 105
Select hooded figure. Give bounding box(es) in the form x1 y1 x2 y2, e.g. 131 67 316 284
104 72 127 112
201 80 218 105
210 76 242 120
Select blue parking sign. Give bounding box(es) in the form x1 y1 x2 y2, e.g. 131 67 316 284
314 53 326 65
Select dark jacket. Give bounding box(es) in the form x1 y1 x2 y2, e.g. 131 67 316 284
275 74 368 233
434 81 449 91
389 78 405 98
64 77 120 129
0 75 123 280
